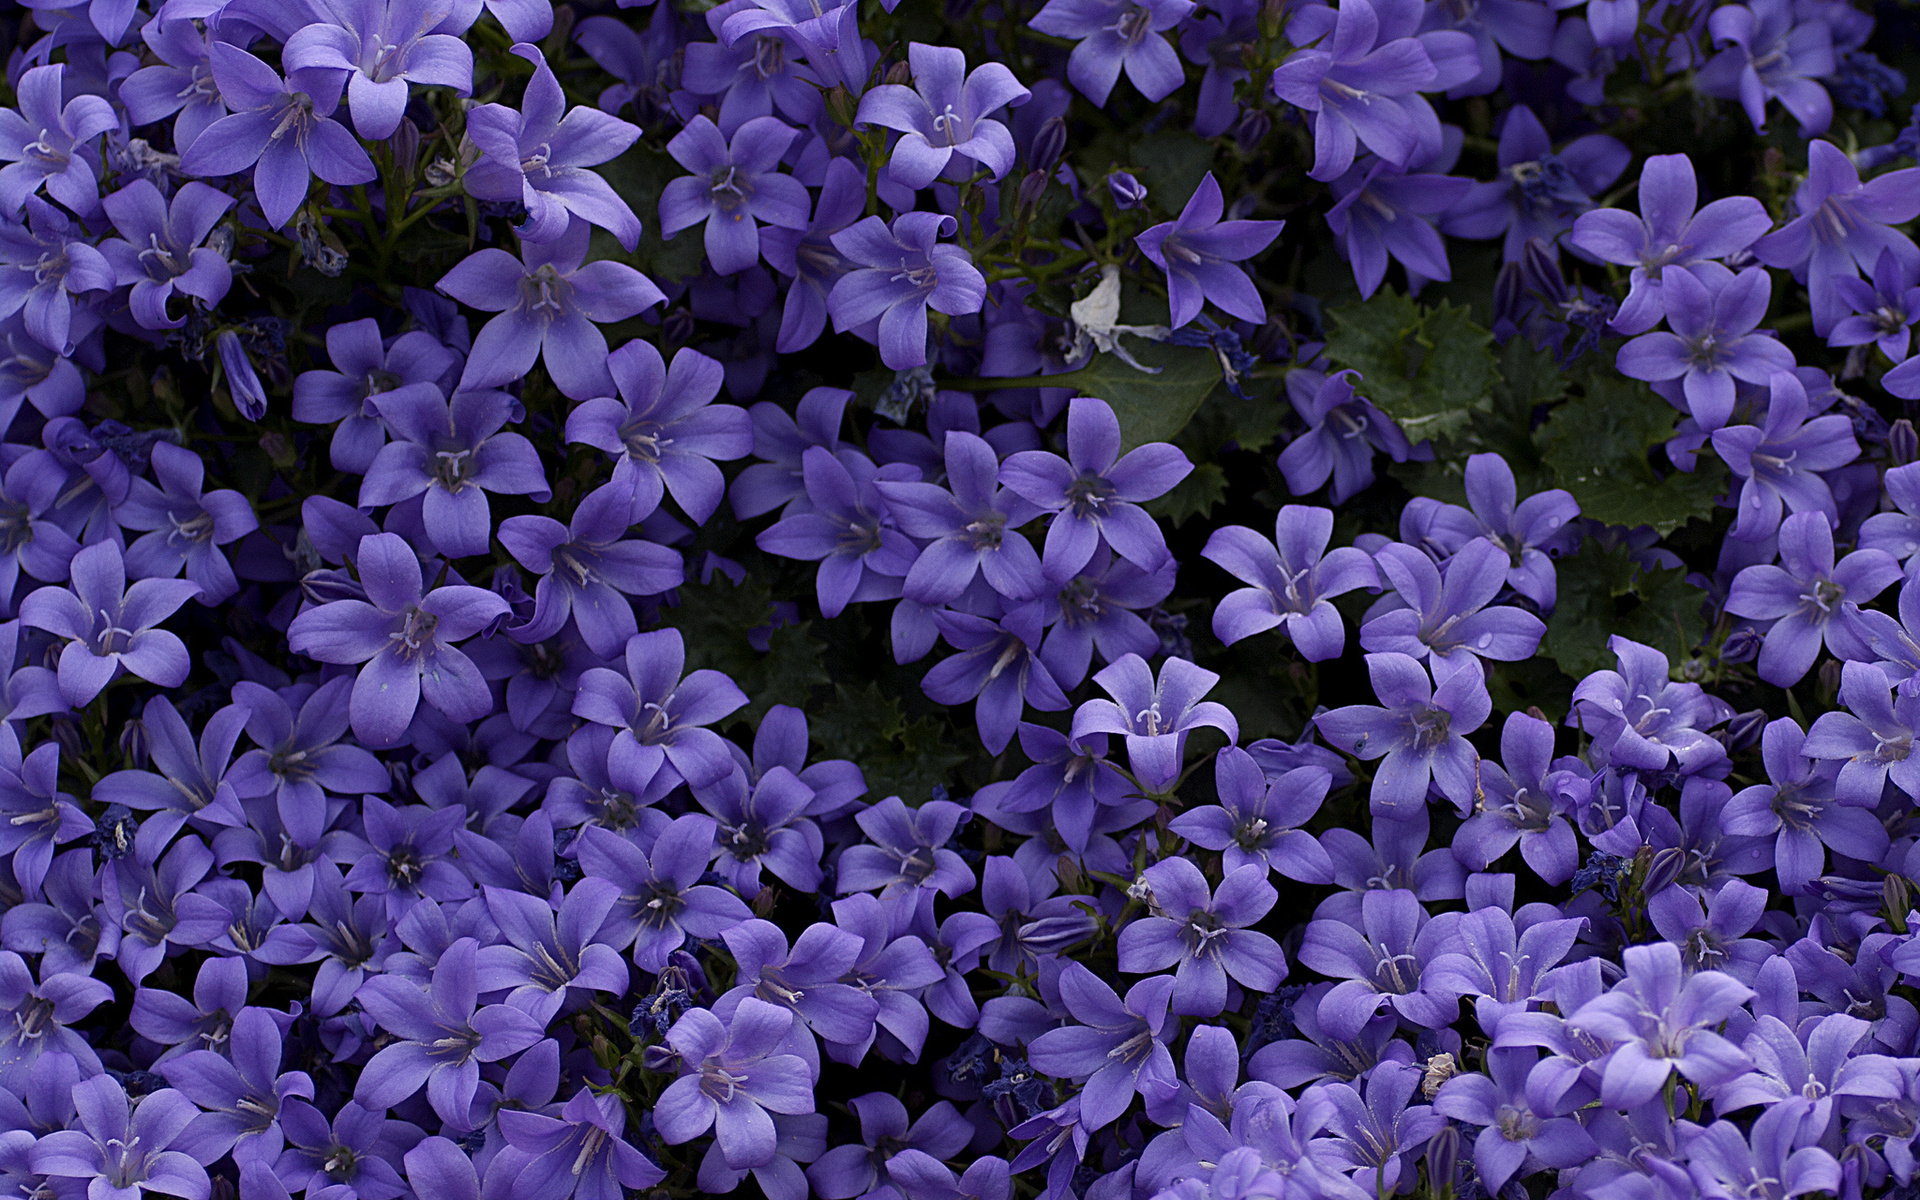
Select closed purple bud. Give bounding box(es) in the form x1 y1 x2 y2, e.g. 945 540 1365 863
1643 846 1685 896
662 307 696 345
1723 709 1767 752
1234 107 1272 155
1720 626 1764 664
1818 657 1843 705
391 119 421 182
885 60 914 86
51 715 83 760
217 331 268 421
1030 117 1067 171
118 717 148 769
301 568 368 606
1109 172 1148 210
1426 1126 1459 1192
1017 169 1051 211
1892 418 1918 465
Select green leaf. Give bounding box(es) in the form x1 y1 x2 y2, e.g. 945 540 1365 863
1323 291 1499 443
1541 539 1708 679
587 145 705 285
810 682 969 804
657 576 830 723
1068 342 1224 451
1536 370 1725 534
1128 131 1218 214
1145 461 1228 526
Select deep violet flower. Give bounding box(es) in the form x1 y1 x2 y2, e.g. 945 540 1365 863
1723 510 1901 686
19 540 199 707
1071 653 1238 791
827 213 987 369
1315 651 1490 817
1135 173 1284 327
1118 857 1285 1016
856 44 1030 189
1028 0 1196 106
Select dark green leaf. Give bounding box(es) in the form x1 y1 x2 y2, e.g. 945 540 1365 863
1536 370 1725 534
1323 290 1499 443
1541 539 1709 678
657 576 830 723
1145 461 1228 526
1069 342 1224 451
810 682 969 804
1128 131 1218 214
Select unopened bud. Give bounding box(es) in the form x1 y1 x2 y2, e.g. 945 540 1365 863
1259 0 1291 38
1892 419 1918 466
1818 657 1844 705
390 118 421 182
301 568 367 606
1016 169 1050 211
1234 107 1272 154
50 715 83 760
1425 1126 1460 1193
118 717 148 769
824 85 858 128
1421 1053 1457 1099
1108 171 1147 210
1030 116 1067 172
259 432 296 469
661 307 696 346
884 59 913 86
1643 846 1686 897
1720 626 1763 665
1724 709 1767 753
1886 875 1911 933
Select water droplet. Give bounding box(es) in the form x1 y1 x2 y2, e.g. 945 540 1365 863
1478 634 1494 649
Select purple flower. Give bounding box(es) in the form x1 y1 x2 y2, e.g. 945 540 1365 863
875 431 1046 604
1325 155 1471 299
837 795 976 899
693 763 825 896
1169 746 1335 880
95 180 233 337
1721 716 1889 894
856 44 1030 189
1682 1105 1841 1200
827 212 987 369
497 1087 667 1198
20 539 198 707
473 879 631 1022
1441 105 1629 261
1648 878 1775 981
116 442 257 606
1315 651 1489 817
756 446 918 617
1569 152 1773 335
157 1005 314 1165
1425 452 1580 611
575 816 751 972
1071 653 1238 791
661 115 809 276
1752 139 1920 337
656 998 816 1168
177 46 376 231
1452 711 1582 883
720 918 880 1049
806 1092 973 1200
1030 549 1175 689
1135 173 1283 328
1361 539 1546 683
1268 0 1456 182
226 675 388 865
274 1099 415 1199
761 157 865 354
1711 369 1860 540
121 18 226 153
1724 510 1900 686
1829 247 1920 362
436 219 665 400
29 1076 211 1200
281 0 474 141
1424 906 1585 1032
1432 1048 1597 1192
0 950 110 1089
0 66 116 218
1616 264 1797 431
1564 941 1753 1107
1277 369 1421 503
0 199 112 353
1120 857 1285 1016
288 532 509 744
571 627 749 791
1716 1012 1900 1142
679 10 824 132
999 397 1190 578
499 481 683 655
1028 0 1195 106
1696 0 1836 135
1570 636 1733 775
1027 963 1178 1131
353 936 547 1125
1297 887 1459 1039
290 319 460 474
1804 660 1920 806
565 341 754 524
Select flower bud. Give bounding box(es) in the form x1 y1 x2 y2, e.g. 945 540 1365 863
259 432 296 469
1892 418 1918 465
824 85 858 128
1029 116 1067 172
885 59 914 86
301 568 367 606
1885 874 1910 933
1108 171 1148 210
1723 709 1767 752
1016 169 1051 212
1719 625 1763 664
1642 846 1686 897
51 715 83 760
1234 107 1272 154
118 717 149 770
662 307 696 346
1425 1127 1460 1194
1818 657 1843 705
390 118 421 183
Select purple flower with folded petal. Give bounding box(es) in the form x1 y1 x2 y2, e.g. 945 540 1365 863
571 627 748 791
1683 1104 1841 1200
1697 0 1835 135
1362 539 1546 683
291 319 459 474
473 880 630 1023
497 1086 666 1198
1712 370 1860 540
0 950 109 1089
1315 651 1489 817
1752 140 1920 337
29 1076 209 1200
1441 105 1628 261
1426 907 1586 1032
1616 264 1796 431
1120 857 1284 1016
0 66 116 218
720 918 881 1048
116 442 257 606
680 7 823 131
176 45 376 230
1725 510 1900 686
20 540 198 707
1828 248 1920 362
1135 174 1282 328
121 18 226 153
281 0 474 141
1297 888 1459 1039
1029 0 1194 105
91 695 249 830
857 44 1029 189
1718 1012 1898 1144
1326 155 1471 299
0 199 112 353
718 0 866 93
1028 963 1178 1131
875 431 1045 605
1804 660 1920 807
1722 716 1889 894
1071 653 1238 791
1277 368 1420 503
95 180 233 336
1452 711 1582 883
353 936 546 1125
1268 0 1449 181
823 893 945 1064
1565 941 1753 1107
575 816 751 971
827 212 987 369
1570 152 1774 335
807 1092 972 1200
657 998 816 1168
1570 636 1733 775
837 795 976 899
1432 1048 1598 1192
660 115 809 276
1171 748 1335 881
999 397 1190 578
1425 453 1580 611
757 446 918 618
436 219 665 400
500 482 682 656
288 532 509 744
158 1005 314 1165
762 156 865 354
343 796 473 920
1648 878 1775 981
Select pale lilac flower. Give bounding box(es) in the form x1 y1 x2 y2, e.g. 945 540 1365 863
1028 0 1196 106
1119 857 1285 1016
1072 653 1238 791
856 43 1029 189
20 540 198 706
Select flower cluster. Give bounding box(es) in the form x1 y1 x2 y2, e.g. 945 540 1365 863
0 0 1914 1198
